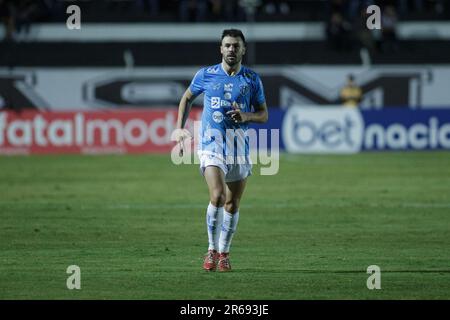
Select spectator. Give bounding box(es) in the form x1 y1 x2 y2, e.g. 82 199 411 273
39 0 62 21
397 0 423 16
427 0 445 16
12 0 40 40
221 0 244 22
347 0 374 21
178 0 208 22
329 0 345 16
381 5 399 53
326 12 352 51
263 0 290 16
0 0 14 41
352 7 376 54
340 74 362 107
210 0 221 19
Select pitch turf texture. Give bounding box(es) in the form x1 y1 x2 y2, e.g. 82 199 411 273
1 152 449 299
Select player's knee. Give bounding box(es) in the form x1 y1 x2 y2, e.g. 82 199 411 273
210 190 225 207
225 200 239 214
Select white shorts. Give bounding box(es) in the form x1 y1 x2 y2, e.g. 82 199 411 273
198 152 252 183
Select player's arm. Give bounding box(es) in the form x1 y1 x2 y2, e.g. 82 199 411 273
176 88 197 129
245 102 269 123
227 102 268 124
175 88 197 156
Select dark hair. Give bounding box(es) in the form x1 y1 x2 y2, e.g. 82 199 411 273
221 29 246 45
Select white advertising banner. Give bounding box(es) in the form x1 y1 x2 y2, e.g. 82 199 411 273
1 65 449 110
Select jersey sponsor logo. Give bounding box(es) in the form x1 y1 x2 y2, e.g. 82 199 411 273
211 97 220 109
224 83 233 92
206 66 219 74
224 92 232 100
212 111 224 123
212 97 232 108
220 100 231 107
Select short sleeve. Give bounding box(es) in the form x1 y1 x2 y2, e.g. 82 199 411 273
189 68 205 96
251 74 266 106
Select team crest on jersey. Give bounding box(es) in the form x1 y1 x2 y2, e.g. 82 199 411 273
206 66 220 74
224 83 233 92
239 84 249 96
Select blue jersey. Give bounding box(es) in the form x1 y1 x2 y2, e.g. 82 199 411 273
189 63 266 161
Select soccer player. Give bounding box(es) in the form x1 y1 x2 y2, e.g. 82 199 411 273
175 29 268 272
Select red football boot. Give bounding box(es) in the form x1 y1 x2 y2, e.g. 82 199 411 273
203 249 219 271
218 252 232 272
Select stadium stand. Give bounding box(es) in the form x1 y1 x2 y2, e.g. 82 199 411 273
1 0 450 67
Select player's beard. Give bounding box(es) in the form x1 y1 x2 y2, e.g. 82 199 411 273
224 55 240 67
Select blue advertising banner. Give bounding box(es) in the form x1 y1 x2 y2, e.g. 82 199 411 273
361 109 450 151
251 107 450 153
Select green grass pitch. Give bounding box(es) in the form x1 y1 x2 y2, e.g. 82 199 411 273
0 152 449 299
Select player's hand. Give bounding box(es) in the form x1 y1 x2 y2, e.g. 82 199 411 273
173 128 191 157
226 102 249 123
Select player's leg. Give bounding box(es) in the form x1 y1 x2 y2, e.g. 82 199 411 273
204 165 226 208
218 178 247 271
202 165 226 271
224 178 247 214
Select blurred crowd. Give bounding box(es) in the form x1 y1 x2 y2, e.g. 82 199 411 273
0 0 448 42
326 0 447 54
0 0 65 40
